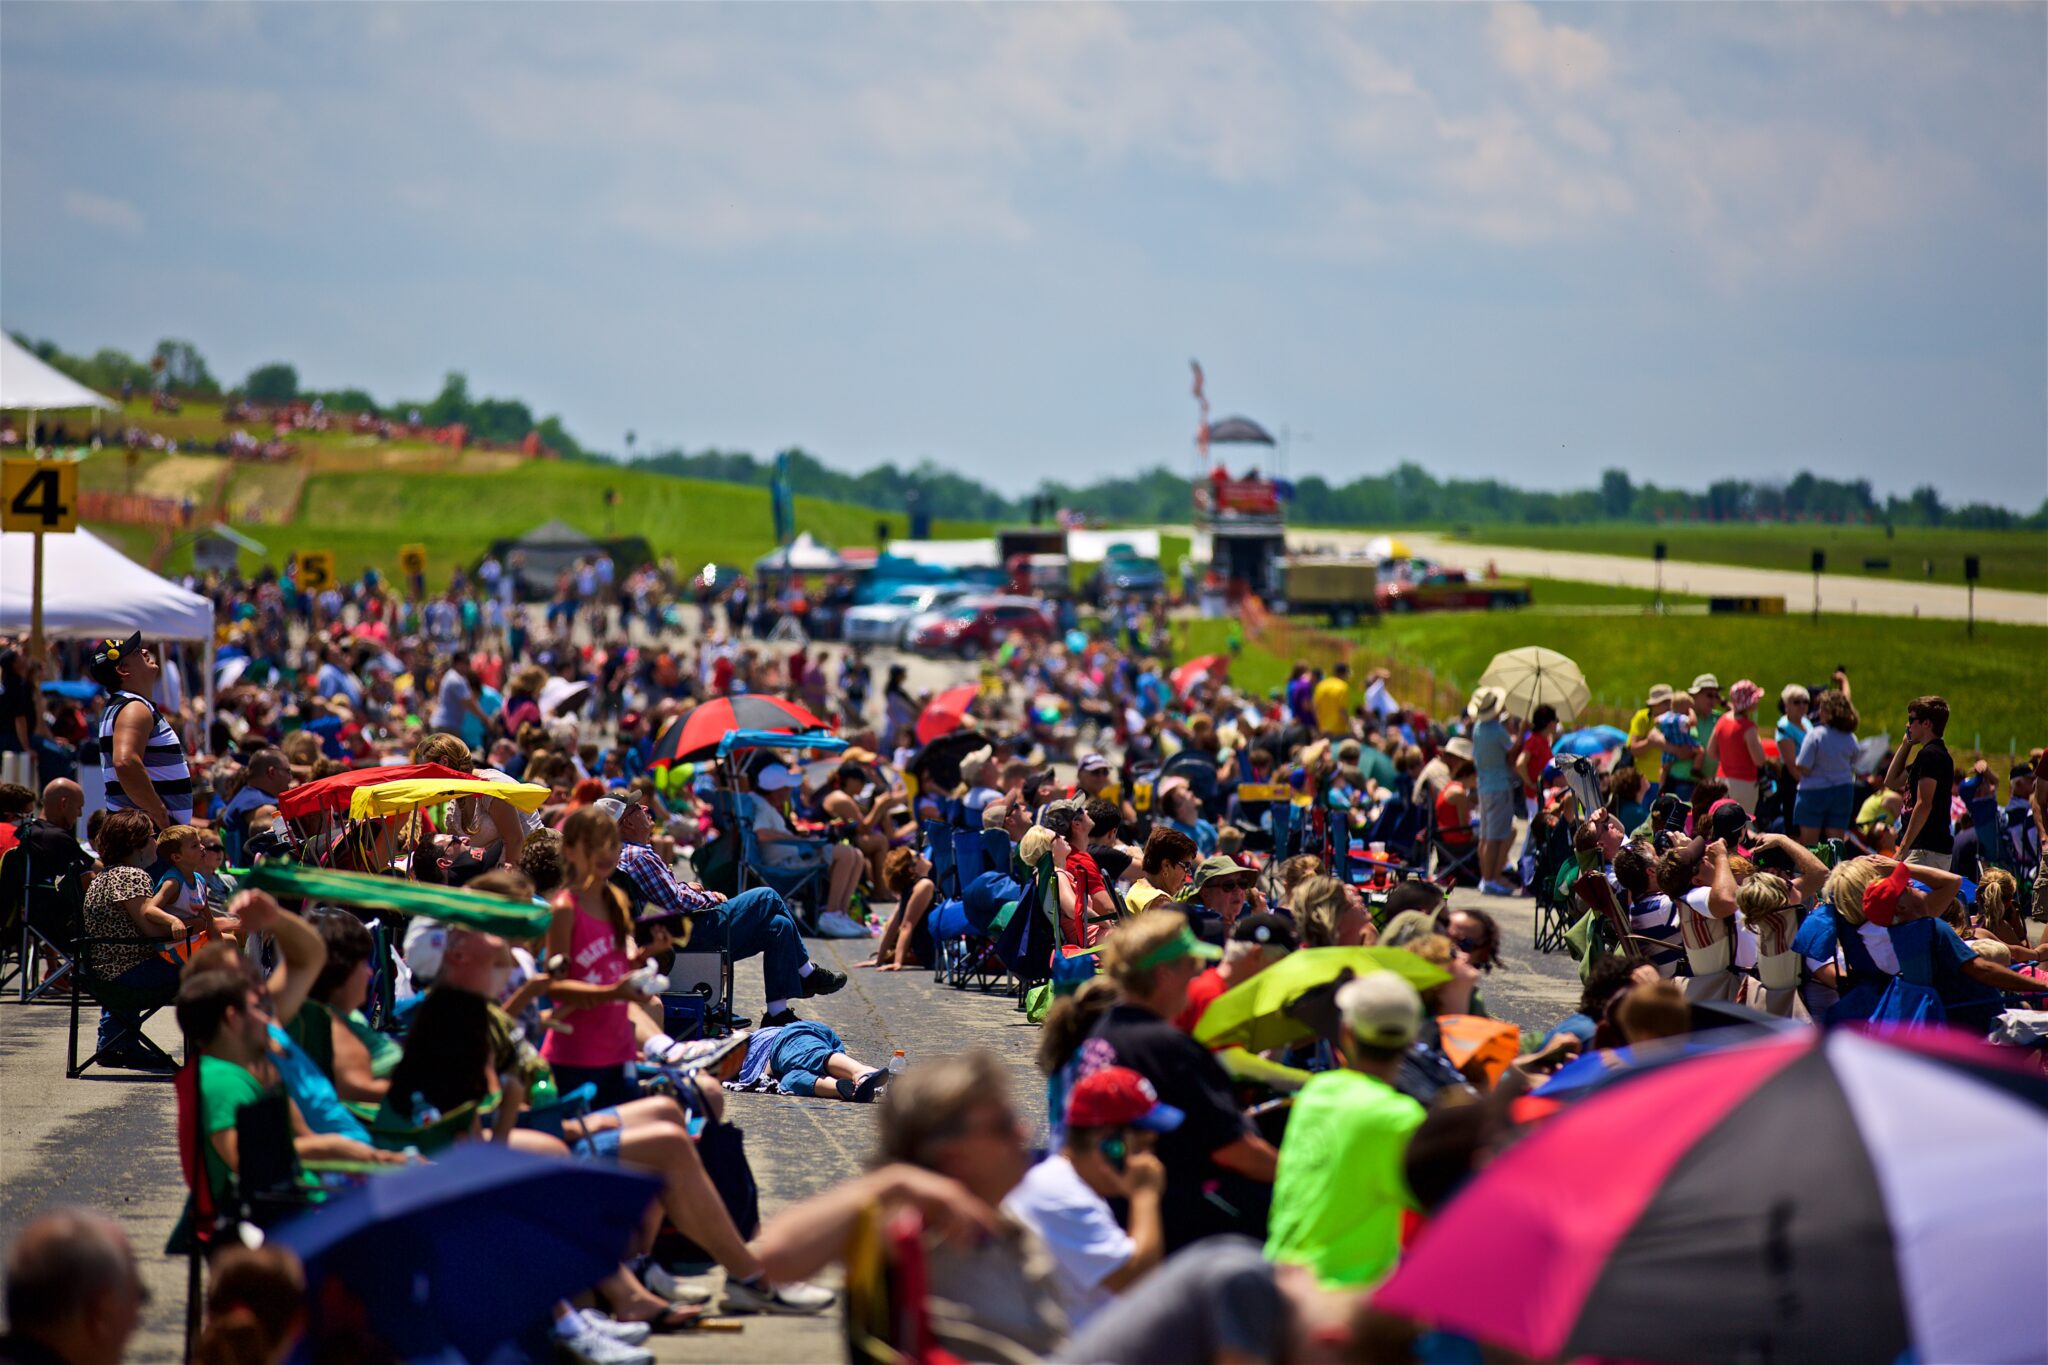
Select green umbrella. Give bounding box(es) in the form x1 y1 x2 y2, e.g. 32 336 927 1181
1194 946 1450 1054
248 863 550 939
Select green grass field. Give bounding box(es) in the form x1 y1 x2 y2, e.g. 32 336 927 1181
1177 595 2045 756
1437 521 2046 595
79 451 992 580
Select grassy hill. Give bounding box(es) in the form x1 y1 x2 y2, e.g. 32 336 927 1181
1178 602 2044 760
72 403 988 578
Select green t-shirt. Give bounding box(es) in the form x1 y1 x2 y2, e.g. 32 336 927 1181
345 1009 403 1079
1264 1068 1424 1288
1356 745 1401 792
199 1054 273 1202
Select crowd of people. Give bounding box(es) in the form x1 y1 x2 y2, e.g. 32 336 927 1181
2 551 2045 1364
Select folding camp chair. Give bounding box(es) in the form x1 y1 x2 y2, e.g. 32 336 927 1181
68 919 192 1078
922 819 957 897
608 869 738 1037
734 792 835 930
1571 871 1644 968
14 846 86 1004
951 827 988 889
1531 816 1580 954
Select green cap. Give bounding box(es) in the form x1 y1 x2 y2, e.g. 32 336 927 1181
1188 855 1256 895
1133 924 1224 971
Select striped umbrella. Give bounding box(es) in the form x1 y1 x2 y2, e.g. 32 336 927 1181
647 695 832 766
1374 1028 2047 1364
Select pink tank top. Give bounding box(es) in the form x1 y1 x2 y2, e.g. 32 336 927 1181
540 888 636 1070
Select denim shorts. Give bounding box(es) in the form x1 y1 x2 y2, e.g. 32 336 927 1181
1792 783 1855 832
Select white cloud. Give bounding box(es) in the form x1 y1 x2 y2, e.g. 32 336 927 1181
1486 3 1613 96
61 189 144 236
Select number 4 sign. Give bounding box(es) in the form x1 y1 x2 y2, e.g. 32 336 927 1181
3 460 79 534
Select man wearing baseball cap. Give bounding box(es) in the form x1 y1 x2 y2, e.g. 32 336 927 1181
1175 911 1297 1033
1265 971 1428 1288
1003 1066 1173 1329
1091 911 1276 1251
600 794 846 1029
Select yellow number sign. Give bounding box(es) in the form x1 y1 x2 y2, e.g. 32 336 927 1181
299 551 337 592
398 544 428 577
1235 782 1290 803
2 460 78 533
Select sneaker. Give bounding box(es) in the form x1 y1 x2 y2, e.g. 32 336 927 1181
97 1047 180 1074
720 1276 836 1316
1479 879 1518 898
815 911 869 939
800 965 848 998
556 1316 654 1365
642 1262 713 1306
578 1311 652 1347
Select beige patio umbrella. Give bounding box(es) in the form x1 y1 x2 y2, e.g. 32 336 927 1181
1477 646 1590 724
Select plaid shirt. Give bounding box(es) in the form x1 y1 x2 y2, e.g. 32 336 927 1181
615 840 721 915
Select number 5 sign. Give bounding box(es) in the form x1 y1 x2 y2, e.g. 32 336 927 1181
3 460 79 533
298 551 337 593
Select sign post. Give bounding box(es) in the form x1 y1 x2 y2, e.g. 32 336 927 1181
4 457 82 662
399 543 429 597
1652 540 1667 614
1964 555 1980 638
299 550 337 594
1810 548 1825 623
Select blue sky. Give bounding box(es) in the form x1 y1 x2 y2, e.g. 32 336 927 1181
3 3 2043 507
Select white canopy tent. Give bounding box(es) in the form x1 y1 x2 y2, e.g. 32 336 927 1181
2 528 218 803
1 332 119 412
1 527 214 641
755 531 845 574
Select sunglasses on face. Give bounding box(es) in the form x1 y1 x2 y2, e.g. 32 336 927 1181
201 842 224 853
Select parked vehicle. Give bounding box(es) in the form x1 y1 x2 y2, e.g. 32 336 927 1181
907 595 1055 659
1277 557 1530 624
1088 550 1165 601
842 583 972 645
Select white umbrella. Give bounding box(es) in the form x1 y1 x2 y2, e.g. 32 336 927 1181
1477 646 1590 724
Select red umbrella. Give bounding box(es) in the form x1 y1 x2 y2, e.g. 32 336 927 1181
648 695 832 766
916 684 979 746
276 763 472 824
1373 1028 2048 1365
1170 654 1228 698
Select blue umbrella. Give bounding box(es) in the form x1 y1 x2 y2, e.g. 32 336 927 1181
1554 725 1628 758
39 678 99 700
1535 1011 1795 1102
271 1143 661 1360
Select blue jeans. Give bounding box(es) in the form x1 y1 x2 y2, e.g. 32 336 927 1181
703 888 808 1004
770 1021 844 1095
97 953 183 1051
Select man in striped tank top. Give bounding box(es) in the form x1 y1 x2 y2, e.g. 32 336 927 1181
89 632 192 830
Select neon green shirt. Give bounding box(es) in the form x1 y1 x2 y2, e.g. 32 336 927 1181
1264 1067 1424 1287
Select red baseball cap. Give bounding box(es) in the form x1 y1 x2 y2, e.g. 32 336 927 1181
1862 861 1919 928
1064 1066 1185 1133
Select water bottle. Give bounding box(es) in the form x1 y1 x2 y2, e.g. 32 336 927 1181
410 1092 443 1127
888 1050 906 1076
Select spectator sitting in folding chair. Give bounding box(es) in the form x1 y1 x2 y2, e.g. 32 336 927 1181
599 795 845 1030
81 810 193 1071
745 765 867 933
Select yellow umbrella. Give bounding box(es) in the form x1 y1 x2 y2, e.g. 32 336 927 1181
1477 646 1590 724
348 778 550 820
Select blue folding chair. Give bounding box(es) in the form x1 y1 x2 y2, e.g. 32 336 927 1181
923 820 957 898
952 828 988 890
735 793 834 931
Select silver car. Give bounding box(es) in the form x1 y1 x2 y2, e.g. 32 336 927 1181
841 583 970 645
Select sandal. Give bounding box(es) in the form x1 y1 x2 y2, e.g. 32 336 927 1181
625 1301 707 1334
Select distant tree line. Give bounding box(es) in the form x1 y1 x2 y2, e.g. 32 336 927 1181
12 335 585 459
15 333 2040 529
